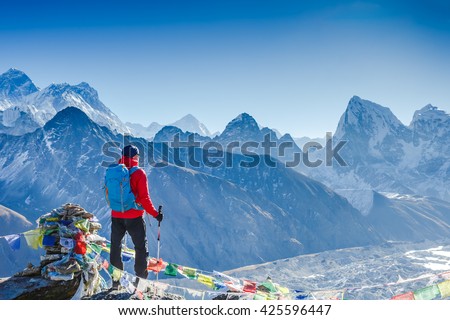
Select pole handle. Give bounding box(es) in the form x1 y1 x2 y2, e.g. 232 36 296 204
157 205 162 227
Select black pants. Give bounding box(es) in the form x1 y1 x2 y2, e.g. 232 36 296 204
110 216 148 279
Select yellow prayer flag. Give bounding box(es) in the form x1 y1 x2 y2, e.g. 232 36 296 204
102 245 110 253
275 284 290 294
45 217 60 222
23 229 43 249
111 267 122 281
438 280 450 298
74 219 90 232
197 274 215 289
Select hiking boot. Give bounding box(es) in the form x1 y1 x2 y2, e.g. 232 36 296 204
135 277 142 286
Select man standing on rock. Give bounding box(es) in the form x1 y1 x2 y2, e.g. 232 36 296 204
105 144 163 289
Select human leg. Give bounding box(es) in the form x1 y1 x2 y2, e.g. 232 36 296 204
110 217 126 272
125 216 149 279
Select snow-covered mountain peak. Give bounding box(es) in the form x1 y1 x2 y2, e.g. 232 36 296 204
40 82 99 103
178 113 196 122
233 112 256 123
411 104 449 124
31 80 128 132
43 106 95 132
347 96 402 125
218 112 262 142
0 69 38 109
0 69 37 92
0 68 129 135
153 125 184 142
279 133 295 142
335 96 405 140
41 83 70 97
410 104 450 143
222 112 259 133
72 82 99 99
170 114 212 137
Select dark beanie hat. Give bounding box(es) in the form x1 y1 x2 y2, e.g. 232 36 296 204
122 145 139 158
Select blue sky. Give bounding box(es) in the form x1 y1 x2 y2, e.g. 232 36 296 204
1 0 449 137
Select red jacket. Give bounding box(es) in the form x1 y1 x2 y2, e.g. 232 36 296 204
111 156 159 219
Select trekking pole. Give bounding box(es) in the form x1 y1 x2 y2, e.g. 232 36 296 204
156 205 162 281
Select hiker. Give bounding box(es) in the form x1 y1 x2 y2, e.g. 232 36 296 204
105 144 163 288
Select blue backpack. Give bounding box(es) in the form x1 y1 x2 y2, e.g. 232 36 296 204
104 164 143 212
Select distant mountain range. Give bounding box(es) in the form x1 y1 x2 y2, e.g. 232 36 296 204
0 68 449 277
0 69 217 139
0 106 382 274
0 204 32 236
0 205 39 277
303 96 450 204
0 68 128 134
126 113 215 140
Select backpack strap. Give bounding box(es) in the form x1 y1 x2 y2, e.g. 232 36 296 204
129 166 141 175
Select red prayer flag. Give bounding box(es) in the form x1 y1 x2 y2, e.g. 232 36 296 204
147 258 165 272
243 280 257 293
391 291 415 300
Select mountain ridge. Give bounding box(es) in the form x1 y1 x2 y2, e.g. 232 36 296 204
0 69 128 135
0 107 383 273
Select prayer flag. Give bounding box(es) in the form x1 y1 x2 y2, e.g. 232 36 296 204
224 281 242 292
414 285 440 300
243 280 257 293
197 274 216 289
111 267 122 282
4 234 21 251
60 237 75 249
122 251 134 262
259 281 277 293
147 258 165 272
312 290 345 300
181 267 197 279
253 293 267 300
23 229 43 249
74 219 90 232
275 284 290 294
107 264 114 275
213 280 227 290
164 263 178 277
391 292 415 300
89 243 103 254
42 235 57 246
437 280 450 299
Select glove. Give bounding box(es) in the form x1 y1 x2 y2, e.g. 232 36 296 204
156 212 164 222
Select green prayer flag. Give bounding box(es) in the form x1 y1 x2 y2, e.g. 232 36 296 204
90 243 103 254
414 285 440 300
164 263 179 277
182 267 197 279
253 294 267 300
259 281 277 293
74 219 90 232
108 264 114 275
